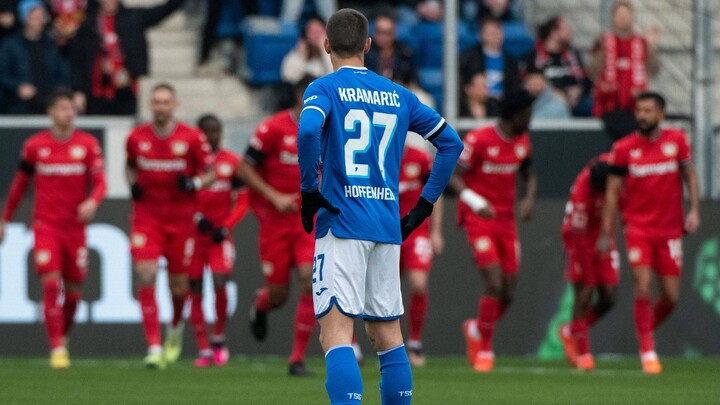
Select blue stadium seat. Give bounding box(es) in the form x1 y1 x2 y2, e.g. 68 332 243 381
419 68 444 112
413 21 478 68
502 21 534 61
241 21 298 85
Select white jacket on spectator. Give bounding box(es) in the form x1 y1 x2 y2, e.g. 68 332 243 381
280 46 333 84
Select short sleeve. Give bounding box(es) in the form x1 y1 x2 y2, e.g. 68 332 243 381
458 132 481 169
250 121 277 156
608 142 627 168
125 132 137 164
87 138 105 173
194 131 214 172
407 91 446 141
301 80 332 125
21 138 36 164
677 131 691 162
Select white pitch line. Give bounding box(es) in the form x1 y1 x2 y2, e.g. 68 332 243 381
492 366 643 377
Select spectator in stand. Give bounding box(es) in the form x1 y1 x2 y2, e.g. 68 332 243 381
69 0 185 115
477 0 515 22
280 15 332 84
280 0 336 23
460 72 499 119
0 0 69 114
0 0 19 44
416 0 443 22
49 0 86 46
365 12 418 86
525 16 590 116
590 0 660 117
460 17 519 106
523 65 571 119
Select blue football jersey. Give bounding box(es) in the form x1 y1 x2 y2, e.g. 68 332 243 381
299 67 447 244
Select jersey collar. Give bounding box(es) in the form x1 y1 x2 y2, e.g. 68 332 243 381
337 66 368 71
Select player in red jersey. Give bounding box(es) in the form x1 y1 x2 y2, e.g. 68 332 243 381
188 114 249 368
450 89 537 373
125 83 215 369
237 76 318 376
558 154 618 371
398 140 444 367
0 90 106 368
598 92 699 374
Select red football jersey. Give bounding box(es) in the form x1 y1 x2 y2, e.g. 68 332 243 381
196 149 248 228
399 144 433 232
562 154 609 241
126 122 213 218
457 125 531 223
247 109 301 219
2 130 106 228
608 128 690 237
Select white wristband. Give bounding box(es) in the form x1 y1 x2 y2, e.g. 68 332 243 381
192 176 202 190
459 189 489 213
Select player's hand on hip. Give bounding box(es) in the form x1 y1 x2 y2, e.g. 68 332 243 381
194 213 214 234
77 198 99 223
401 197 434 241
684 208 700 234
596 231 611 256
301 190 340 234
211 227 229 243
477 204 495 219
271 192 300 213
519 197 534 221
130 183 143 200
177 174 201 192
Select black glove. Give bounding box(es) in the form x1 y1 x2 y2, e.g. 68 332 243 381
178 174 199 192
131 183 143 200
211 227 229 243
301 190 340 234
400 197 433 241
195 214 214 234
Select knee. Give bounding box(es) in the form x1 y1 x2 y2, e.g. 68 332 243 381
484 281 502 297
662 293 679 307
212 274 228 290
269 287 289 308
134 262 156 286
189 278 203 294
169 278 188 296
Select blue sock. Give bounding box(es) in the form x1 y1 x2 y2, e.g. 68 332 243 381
325 345 363 404
378 344 413 405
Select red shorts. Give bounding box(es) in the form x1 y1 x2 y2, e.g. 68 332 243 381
463 218 519 274
625 231 683 277
258 218 315 285
130 213 195 275
33 224 87 283
400 228 433 272
188 236 236 279
563 234 619 286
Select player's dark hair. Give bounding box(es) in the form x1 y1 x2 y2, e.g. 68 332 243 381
197 114 221 130
326 8 369 58
499 88 536 120
636 91 666 111
590 160 610 192
152 82 176 96
538 16 561 42
46 88 74 109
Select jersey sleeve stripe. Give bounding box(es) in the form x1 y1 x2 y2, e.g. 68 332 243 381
423 118 447 141
302 106 327 122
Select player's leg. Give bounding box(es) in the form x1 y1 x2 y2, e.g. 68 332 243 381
188 243 211 367
571 282 595 371
288 261 317 376
406 270 429 367
209 240 234 366
320 308 362 404
653 237 683 329
164 237 192 364
559 237 586 366
587 249 620 326
61 230 88 344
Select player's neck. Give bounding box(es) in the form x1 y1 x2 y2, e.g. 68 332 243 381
153 120 177 137
497 121 517 139
51 126 74 141
639 127 661 140
331 55 365 71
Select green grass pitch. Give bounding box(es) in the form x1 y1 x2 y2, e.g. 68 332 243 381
0 356 717 404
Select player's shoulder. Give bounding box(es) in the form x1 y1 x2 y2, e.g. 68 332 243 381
25 130 52 147
466 125 495 143
259 109 292 135
612 133 640 151
73 130 99 145
176 122 203 137
219 148 242 163
128 123 153 139
661 127 688 141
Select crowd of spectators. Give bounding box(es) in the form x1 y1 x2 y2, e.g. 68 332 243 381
0 0 660 120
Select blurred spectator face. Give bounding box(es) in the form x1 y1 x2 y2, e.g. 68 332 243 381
200 119 222 151
557 18 572 46
464 73 489 103
417 0 443 22
481 21 503 50
24 7 46 34
48 97 77 130
524 72 546 97
373 17 396 50
150 88 177 126
484 0 509 17
99 0 120 15
305 18 326 46
612 4 634 33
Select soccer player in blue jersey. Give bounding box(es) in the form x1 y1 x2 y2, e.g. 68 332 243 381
297 8 463 405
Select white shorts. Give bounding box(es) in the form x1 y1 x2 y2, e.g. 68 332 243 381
313 230 403 320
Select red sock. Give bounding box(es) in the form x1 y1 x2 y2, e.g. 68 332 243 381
634 297 654 352
477 296 500 352
571 319 590 355
254 287 271 312
63 290 81 336
585 309 599 327
42 279 64 350
653 298 675 329
171 293 187 327
289 294 316 364
409 292 429 342
214 287 228 337
139 286 161 347
190 292 210 352
497 302 509 320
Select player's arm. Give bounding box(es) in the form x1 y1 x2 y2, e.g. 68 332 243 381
448 135 495 219
680 161 700 234
598 174 623 254
178 133 216 192
297 81 339 234
518 158 537 222
430 196 444 254
236 155 297 213
211 181 250 244
0 158 35 242
78 140 107 223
